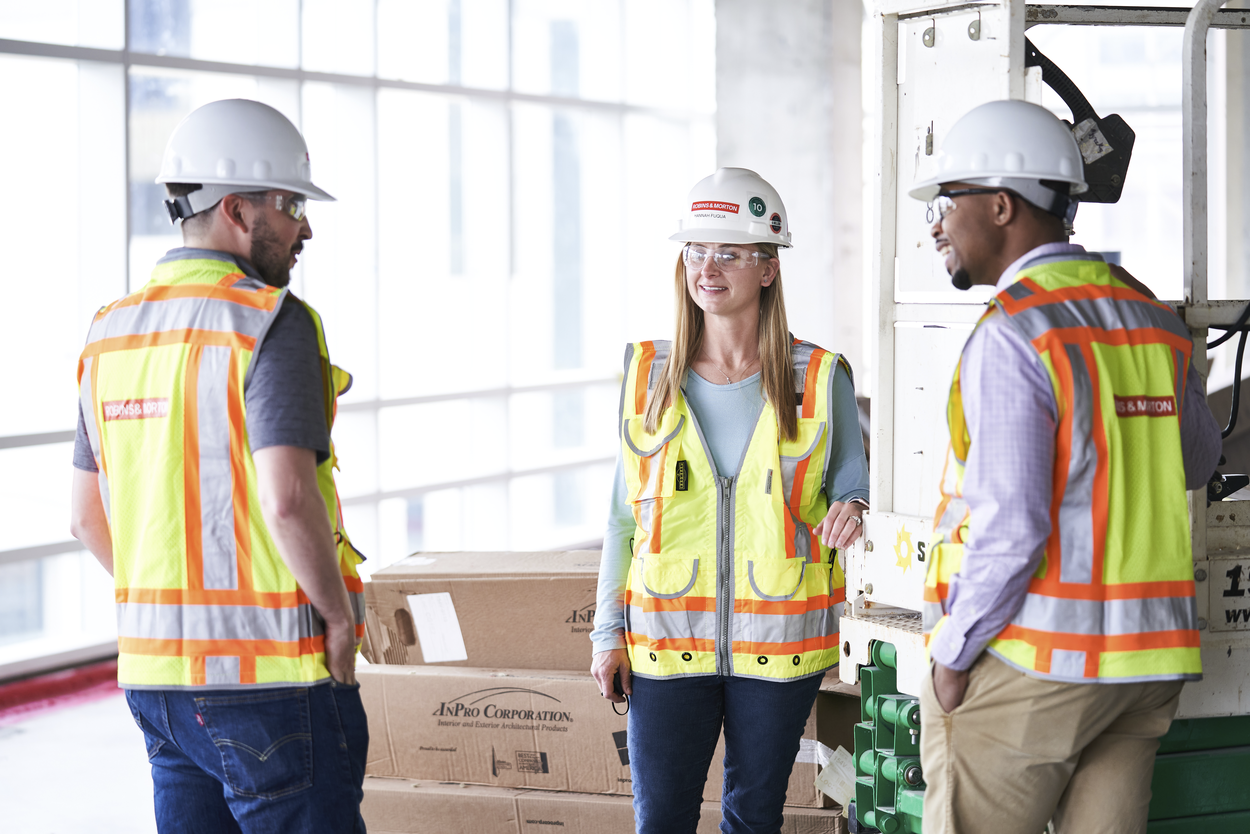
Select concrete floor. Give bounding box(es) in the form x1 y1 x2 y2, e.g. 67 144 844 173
0 690 157 834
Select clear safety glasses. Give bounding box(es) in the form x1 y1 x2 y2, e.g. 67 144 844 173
271 192 308 221
683 244 774 272
933 188 1006 220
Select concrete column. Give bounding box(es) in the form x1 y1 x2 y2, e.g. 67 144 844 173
716 0 865 381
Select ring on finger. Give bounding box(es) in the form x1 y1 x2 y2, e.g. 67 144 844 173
850 515 862 527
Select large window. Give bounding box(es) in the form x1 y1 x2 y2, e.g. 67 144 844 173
0 0 714 676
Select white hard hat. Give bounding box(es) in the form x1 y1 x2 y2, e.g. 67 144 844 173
157 99 334 218
909 99 1087 205
670 167 792 248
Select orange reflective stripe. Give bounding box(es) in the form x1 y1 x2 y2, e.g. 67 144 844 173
110 281 278 311
118 635 327 657
190 655 206 686
184 345 204 591
997 624 1199 654
1034 326 1192 355
995 277 1171 314
226 351 253 592
635 341 656 415
924 583 948 603
117 587 308 608
1024 578 1196 601
734 634 840 656
240 655 257 684
625 591 715 612
81 329 257 358
628 636 716 654
802 348 826 419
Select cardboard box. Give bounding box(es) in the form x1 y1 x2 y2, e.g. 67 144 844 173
363 551 600 671
362 777 847 834
360 666 860 808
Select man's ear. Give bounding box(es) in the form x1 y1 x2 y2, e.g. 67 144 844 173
218 193 252 235
993 191 1018 228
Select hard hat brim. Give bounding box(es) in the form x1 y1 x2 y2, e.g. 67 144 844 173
155 174 336 202
908 172 1088 203
669 228 792 248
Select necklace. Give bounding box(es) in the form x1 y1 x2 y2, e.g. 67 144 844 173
703 353 758 385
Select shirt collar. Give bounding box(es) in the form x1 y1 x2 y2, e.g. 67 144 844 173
158 247 265 283
995 242 1087 291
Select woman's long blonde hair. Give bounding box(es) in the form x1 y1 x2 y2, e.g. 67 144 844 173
643 242 797 442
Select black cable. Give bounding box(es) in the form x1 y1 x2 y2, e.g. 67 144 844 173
1207 301 1250 349
1224 327 1248 439
1024 39 1097 125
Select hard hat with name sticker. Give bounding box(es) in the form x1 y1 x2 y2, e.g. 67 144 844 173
671 167 792 248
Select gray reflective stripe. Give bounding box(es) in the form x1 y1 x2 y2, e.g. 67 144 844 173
635 500 656 553
88 296 273 345
778 422 824 506
1174 348 1186 413
1011 592 1197 636
619 343 635 425
1059 344 1097 584
1003 281 1035 301
1050 649 1087 679
116 602 324 642
793 520 812 564
647 341 673 393
157 248 253 273
936 498 968 535
350 590 366 625
1019 252 1106 271
639 557 699 599
987 647 1202 685
198 345 237 591
731 603 841 645
78 356 101 460
1008 296 1190 344
922 601 944 632
97 471 112 523
625 606 718 641
747 561 806 602
242 287 289 391
791 340 816 396
206 656 240 686
622 415 685 458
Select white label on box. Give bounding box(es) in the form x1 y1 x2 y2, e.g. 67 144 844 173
406 592 469 663
795 738 835 766
813 745 856 807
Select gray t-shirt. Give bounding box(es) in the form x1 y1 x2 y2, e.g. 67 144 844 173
73 251 330 472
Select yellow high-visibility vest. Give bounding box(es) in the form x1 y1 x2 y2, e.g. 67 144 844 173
77 252 365 689
924 254 1202 683
620 339 848 681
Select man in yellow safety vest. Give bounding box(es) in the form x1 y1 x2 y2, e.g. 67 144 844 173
69 99 367 833
909 100 1222 833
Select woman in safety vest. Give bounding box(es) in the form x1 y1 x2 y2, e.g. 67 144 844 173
589 168 869 833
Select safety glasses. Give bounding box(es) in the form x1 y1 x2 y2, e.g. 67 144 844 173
933 188 1006 220
683 244 774 272
270 192 308 222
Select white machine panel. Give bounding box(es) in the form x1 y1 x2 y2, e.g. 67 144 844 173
847 511 932 611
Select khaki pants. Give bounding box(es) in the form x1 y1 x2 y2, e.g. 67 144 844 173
919 653 1183 834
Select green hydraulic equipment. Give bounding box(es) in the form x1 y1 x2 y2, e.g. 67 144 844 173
849 641 1250 833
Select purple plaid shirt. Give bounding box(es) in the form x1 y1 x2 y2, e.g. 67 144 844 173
929 243 1223 671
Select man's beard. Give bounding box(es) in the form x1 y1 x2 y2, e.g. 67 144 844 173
951 267 972 290
249 212 297 288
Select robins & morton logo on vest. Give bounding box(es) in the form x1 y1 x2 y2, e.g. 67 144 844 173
691 200 739 214
102 398 171 421
1113 395 1176 417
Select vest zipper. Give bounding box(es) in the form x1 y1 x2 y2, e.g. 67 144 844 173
719 475 734 677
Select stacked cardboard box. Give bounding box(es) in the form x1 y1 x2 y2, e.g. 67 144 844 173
359 552 854 832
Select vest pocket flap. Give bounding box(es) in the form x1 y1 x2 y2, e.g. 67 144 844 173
779 420 825 462
639 556 700 599
623 414 685 458
747 559 806 602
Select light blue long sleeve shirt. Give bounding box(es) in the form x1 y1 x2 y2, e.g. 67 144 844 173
928 243 1223 672
589 362 870 654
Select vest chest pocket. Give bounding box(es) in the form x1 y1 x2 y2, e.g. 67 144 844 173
747 558 808 601
777 420 825 505
638 555 701 599
622 413 685 503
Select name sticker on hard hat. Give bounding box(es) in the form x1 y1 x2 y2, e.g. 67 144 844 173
692 201 739 214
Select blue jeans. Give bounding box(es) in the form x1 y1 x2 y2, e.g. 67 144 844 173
125 680 368 834
628 673 823 834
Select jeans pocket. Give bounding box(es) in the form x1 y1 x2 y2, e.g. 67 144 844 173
125 691 165 761
196 688 313 800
